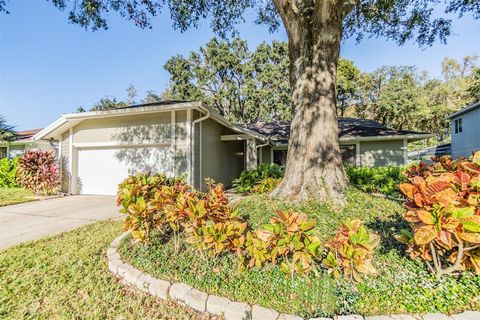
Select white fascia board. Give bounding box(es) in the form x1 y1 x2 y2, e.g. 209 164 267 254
33 117 69 141
339 133 435 143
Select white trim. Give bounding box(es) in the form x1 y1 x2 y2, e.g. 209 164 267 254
68 129 73 172
339 133 434 143
220 134 251 141
356 141 361 166
190 109 210 188
72 141 171 149
58 139 62 162
68 128 73 194
171 111 176 177
186 109 192 185
199 122 203 189
403 138 408 165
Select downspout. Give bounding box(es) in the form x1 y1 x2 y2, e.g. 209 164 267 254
256 138 270 150
255 138 271 165
190 109 210 186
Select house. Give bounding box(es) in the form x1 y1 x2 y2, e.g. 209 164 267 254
33 101 432 196
242 119 433 168
448 100 480 158
0 128 55 158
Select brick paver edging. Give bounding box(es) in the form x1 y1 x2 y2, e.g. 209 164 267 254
107 232 479 320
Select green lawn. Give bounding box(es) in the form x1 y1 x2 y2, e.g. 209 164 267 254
0 187 34 206
119 189 480 318
0 220 205 320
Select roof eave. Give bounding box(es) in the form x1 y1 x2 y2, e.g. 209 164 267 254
447 100 480 119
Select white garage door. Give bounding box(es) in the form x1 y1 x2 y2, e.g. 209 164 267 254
77 146 173 195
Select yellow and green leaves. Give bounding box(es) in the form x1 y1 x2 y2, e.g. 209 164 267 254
244 210 322 275
398 152 480 275
322 219 379 282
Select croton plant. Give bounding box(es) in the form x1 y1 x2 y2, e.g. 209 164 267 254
322 219 379 282
243 210 322 275
397 151 480 276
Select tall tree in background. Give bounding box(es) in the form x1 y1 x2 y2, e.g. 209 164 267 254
336 59 361 117
467 68 480 102
0 116 16 142
356 66 421 130
2 0 478 203
164 38 290 123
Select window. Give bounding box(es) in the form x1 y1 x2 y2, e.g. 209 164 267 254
273 149 288 167
340 144 357 166
454 118 463 134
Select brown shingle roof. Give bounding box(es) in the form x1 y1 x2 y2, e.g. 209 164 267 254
16 128 44 140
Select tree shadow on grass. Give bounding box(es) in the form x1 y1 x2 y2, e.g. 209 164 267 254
365 213 409 255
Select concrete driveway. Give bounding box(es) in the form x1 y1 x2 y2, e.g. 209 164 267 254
0 195 122 250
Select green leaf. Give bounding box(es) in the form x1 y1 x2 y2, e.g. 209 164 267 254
462 216 480 233
453 206 475 218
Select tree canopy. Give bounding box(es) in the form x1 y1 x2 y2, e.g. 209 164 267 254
164 38 290 123
2 0 477 47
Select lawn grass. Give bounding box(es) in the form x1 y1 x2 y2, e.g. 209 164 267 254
0 219 207 320
119 188 480 318
0 187 34 206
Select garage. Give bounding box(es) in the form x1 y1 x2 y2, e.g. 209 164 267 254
77 146 173 195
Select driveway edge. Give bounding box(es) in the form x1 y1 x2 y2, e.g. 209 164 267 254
107 232 479 320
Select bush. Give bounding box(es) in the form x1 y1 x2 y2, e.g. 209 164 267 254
116 173 191 243
118 173 382 279
322 219 379 282
244 210 322 275
16 150 59 196
397 152 480 276
0 157 19 188
233 163 284 193
346 166 406 196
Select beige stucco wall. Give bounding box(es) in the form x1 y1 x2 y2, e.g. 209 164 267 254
73 112 172 144
200 119 244 191
258 140 406 167
59 110 192 194
359 140 405 167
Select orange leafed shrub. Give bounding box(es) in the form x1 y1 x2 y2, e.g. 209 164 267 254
397 152 480 276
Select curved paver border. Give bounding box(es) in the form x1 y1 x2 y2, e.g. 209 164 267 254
107 232 479 320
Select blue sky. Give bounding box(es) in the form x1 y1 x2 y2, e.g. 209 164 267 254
0 1 479 130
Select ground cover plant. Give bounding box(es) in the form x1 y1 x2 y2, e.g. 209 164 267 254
0 220 203 320
16 150 59 196
119 187 480 317
398 153 480 276
345 165 406 197
233 163 283 194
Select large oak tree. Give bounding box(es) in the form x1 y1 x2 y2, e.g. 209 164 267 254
2 0 478 203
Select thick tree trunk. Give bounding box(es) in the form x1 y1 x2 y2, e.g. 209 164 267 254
271 0 348 204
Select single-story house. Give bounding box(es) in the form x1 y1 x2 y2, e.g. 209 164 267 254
33 101 432 195
0 128 55 158
448 100 480 158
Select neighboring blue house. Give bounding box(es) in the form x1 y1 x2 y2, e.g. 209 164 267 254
448 100 480 158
